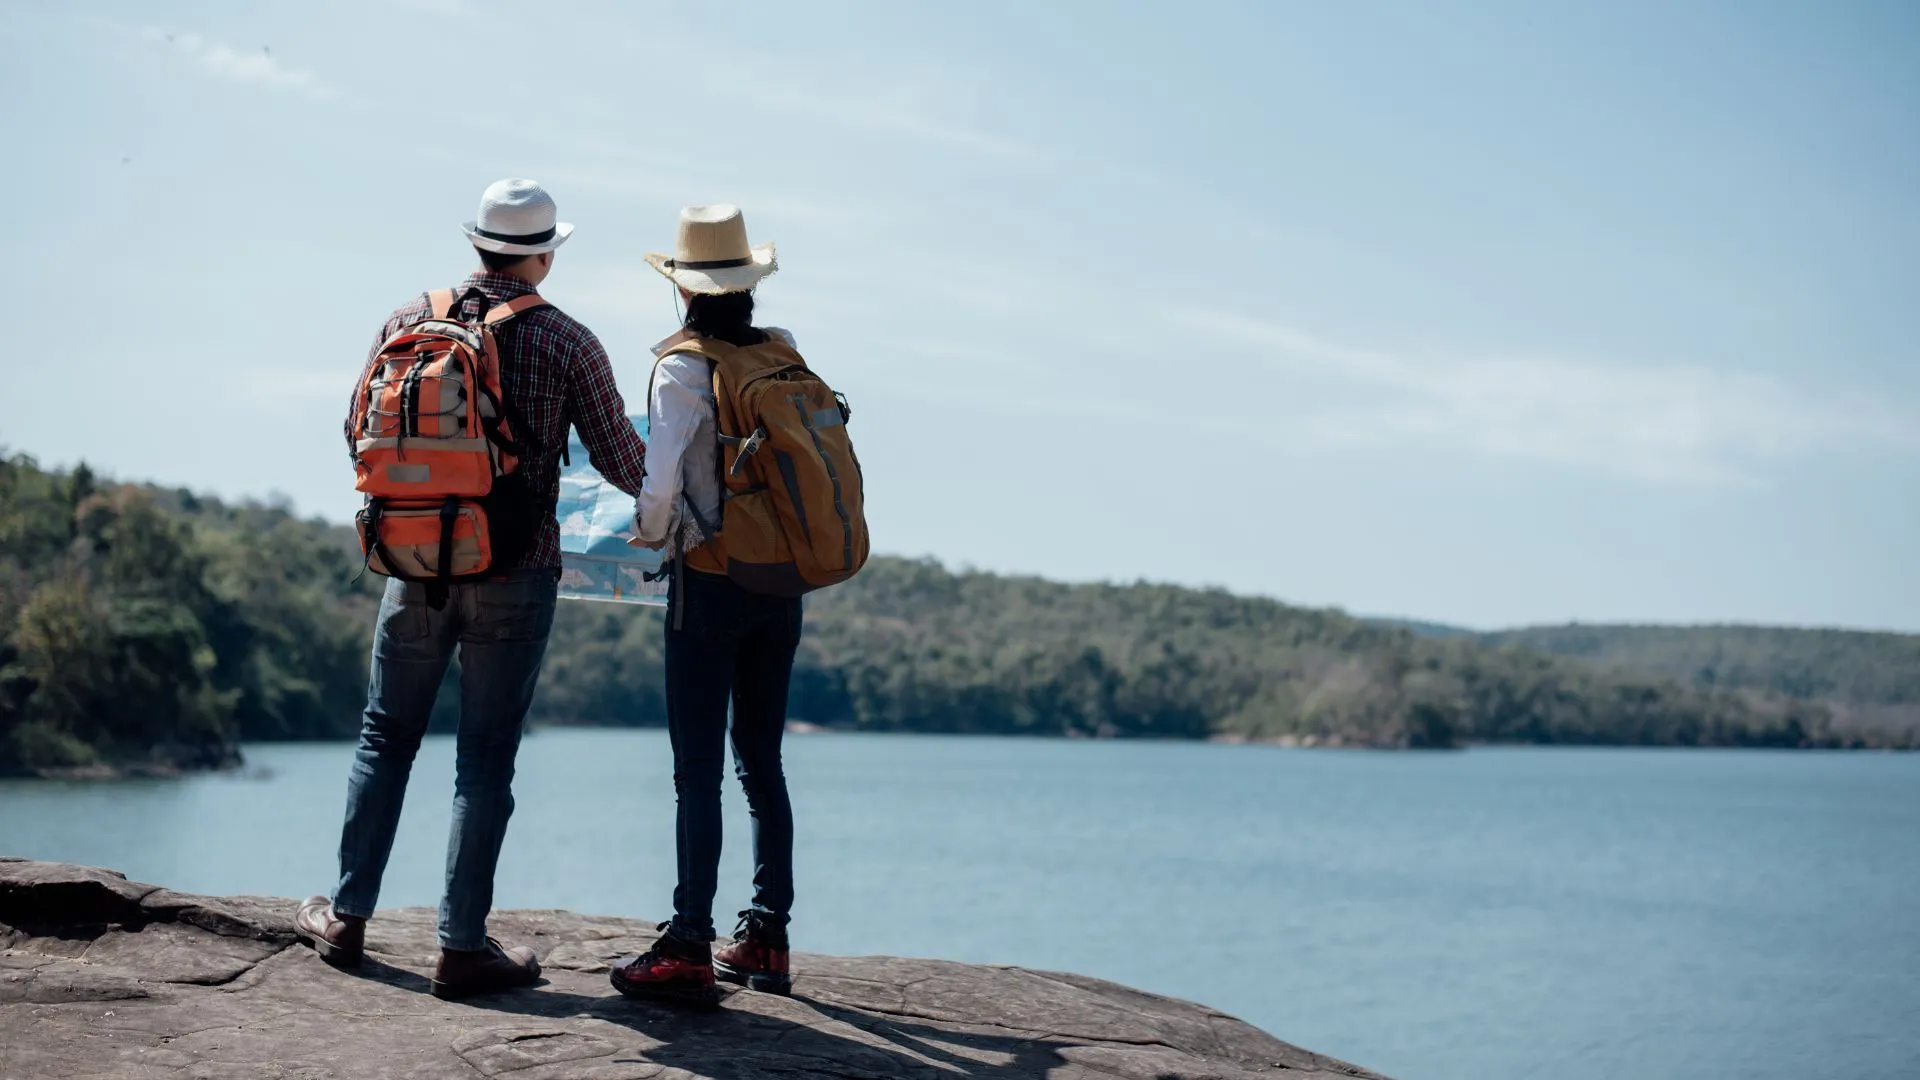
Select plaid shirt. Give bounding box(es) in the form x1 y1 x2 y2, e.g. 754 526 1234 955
347 271 648 569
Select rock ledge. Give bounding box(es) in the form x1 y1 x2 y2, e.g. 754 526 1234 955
0 858 1388 1079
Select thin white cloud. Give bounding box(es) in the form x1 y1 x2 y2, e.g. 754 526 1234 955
392 0 472 13
539 162 864 227
885 341 1156 424
141 27 338 101
832 96 1036 161
606 29 1039 164
757 79 1039 162
1172 310 1920 486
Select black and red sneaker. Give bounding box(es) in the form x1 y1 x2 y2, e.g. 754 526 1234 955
610 928 722 1009
714 910 791 996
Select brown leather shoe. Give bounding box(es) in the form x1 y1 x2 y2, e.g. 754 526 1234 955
431 939 541 1000
293 896 365 969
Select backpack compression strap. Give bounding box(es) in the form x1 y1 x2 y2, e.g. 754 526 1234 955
421 289 547 324
429 286 489 321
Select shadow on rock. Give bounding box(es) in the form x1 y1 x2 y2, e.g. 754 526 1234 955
461 985 1078 1080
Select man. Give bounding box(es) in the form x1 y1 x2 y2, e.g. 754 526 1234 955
295 178 648 999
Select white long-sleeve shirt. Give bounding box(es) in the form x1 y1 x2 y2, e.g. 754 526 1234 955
633 327 796 552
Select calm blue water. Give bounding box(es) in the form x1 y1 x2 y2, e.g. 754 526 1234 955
3 732 1916 1080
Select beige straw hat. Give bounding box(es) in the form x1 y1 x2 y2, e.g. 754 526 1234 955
643 204 777 295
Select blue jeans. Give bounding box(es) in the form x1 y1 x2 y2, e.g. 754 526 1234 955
664 567 802 942
332 569 559 950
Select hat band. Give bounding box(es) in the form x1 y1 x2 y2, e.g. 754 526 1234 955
666 256 753 270
474 224 557 245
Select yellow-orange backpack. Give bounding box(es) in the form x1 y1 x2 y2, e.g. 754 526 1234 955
659 329 869 596
349 287 547 584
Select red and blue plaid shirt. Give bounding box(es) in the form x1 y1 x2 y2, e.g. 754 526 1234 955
347 271 648 569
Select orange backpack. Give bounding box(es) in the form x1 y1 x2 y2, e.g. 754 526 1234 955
660 330 869 596
349 287 547 584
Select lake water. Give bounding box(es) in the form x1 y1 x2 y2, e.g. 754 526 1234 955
2 732 1916 1080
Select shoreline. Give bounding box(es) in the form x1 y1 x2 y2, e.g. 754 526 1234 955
6 725 1909 781
0 761 246 782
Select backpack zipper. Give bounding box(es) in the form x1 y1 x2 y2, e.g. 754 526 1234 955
401 351 430 441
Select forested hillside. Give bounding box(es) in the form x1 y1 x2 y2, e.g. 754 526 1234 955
3 453 1911 773
1479 624 1920 739
0 455 373 772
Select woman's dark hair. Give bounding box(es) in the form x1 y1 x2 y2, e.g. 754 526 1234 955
683 290 761 346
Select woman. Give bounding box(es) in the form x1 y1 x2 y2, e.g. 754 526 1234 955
611 205 799 1006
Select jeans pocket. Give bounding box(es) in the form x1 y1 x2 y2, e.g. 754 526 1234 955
378 578 434 645
474 577 558 644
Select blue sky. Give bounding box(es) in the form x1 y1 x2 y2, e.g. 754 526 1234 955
2 0 1915 631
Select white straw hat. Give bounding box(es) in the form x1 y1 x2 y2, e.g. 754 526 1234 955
643 205 776 295
462 178 573 255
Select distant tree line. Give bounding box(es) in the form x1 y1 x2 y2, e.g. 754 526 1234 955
2 453 1911 772
1477 624 1920 742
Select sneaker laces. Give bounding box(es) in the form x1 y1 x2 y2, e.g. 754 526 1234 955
733 909 787 948
651 924 712 962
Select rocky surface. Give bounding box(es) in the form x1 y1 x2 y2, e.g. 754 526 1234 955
0 859 1388 1079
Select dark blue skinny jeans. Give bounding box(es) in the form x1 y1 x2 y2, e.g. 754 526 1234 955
664 566 802 942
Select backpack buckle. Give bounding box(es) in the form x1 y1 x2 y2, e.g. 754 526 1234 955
725 427 768 477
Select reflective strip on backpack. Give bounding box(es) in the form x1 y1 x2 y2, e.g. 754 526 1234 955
787 392 856 572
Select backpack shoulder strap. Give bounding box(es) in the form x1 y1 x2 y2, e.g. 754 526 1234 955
427 289 456 319
660 334 740 401
751 329 803 366
482 294 549 327
646 335 724 407
654 329 736 361
652 327 697 356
